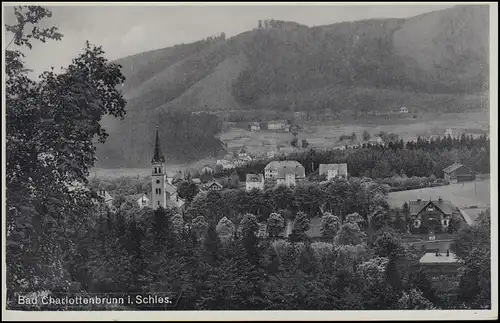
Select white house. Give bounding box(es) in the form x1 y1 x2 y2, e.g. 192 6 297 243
137 194 150 209
268 120 288 131
444 128 453 137
246 174 265 192
249 122 261 131
399 106 409 114
276 168 299 187
319 163 348 181
97 189 114 207
264 160 305 181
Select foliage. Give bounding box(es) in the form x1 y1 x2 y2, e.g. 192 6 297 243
320 213 341 238
266 212 285 238
289 212 310 243
5 5 126 297
334 223 366 246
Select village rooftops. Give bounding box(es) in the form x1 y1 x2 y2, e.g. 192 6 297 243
409 199 454 216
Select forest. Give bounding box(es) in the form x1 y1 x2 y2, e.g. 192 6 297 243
219 134 490 180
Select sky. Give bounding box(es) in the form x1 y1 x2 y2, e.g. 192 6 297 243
3 3 457 76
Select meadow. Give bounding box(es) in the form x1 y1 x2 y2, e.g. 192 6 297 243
387 176 491 223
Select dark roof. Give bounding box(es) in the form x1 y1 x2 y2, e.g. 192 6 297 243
246 174 263 182
207 181 223 188
409 199 454 216
443 163 469 174
318 163 348 176
151 126 165 163
277 164 306 179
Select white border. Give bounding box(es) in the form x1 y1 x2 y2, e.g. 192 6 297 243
2 2 498 321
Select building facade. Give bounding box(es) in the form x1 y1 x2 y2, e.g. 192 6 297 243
409 198 454 233
264 160 305 181
319 163 348 181
246 174 265 191
268 120 288 131
443 163 474 183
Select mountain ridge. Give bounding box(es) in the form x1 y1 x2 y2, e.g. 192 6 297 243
97 4 490 168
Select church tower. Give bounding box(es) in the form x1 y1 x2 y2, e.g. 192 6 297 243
151 126 166 210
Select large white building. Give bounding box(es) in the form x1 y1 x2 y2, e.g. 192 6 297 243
264 160 305 184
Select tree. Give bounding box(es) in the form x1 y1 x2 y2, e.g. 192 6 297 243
216 216 236 241
320 213 341 238
334 223 366 246
397 289 436 309
452 209 491 308
289 212 310 243
171 214 184 234
351 132 357 141
191 216 209 241
177 181 199 202
6 5 126 296
373 231 404 260
266 212 285 239
362 130 371 141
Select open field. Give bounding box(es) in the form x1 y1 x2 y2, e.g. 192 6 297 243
218 111 489 155
388 177 491 224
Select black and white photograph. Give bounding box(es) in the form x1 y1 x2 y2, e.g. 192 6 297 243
2 2 497 321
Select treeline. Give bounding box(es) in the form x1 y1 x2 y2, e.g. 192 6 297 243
184 177 388 225
25 202 490 310
219 134 490 180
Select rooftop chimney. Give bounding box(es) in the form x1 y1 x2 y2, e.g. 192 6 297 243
446 249 450 257
435 249 439 256
438 196 443 202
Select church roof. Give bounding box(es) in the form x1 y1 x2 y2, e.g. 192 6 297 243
165 182 177 194
152 126 165 163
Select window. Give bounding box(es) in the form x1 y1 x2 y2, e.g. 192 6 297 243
156 180 160 184
157 188 161 195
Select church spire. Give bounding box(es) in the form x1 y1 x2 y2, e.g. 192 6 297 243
152 126 165 163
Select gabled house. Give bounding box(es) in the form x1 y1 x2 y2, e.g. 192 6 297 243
443 163 474 183
206 181 223 191
319 163 348 181
264 160 305 181
246 174 265 192
409 198 454 233
399 106 408 114
248 122 261 131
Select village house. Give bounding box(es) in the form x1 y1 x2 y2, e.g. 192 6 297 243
409 198 454 234
443 163 474 183
264 160 305 181
368 136 384 146
268 120 289 131
201 165 214 174
96 188 114 207
419 249 461 297
399 106 409 114
248 122 261 131
444 128 453 137
217 159 235 170
319 163 348 181
137 194 150 209
206 181 223 191
246 174 265 192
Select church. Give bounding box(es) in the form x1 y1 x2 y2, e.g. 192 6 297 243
137 126 185 211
